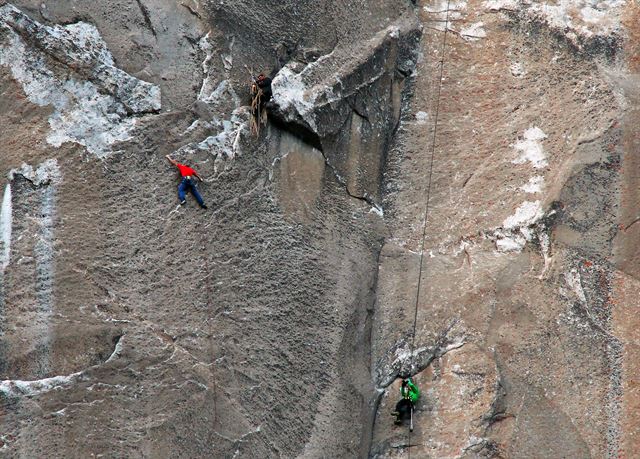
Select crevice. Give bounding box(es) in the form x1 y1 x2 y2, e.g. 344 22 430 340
462 172 474 188
349 102 371 123
623 217 640 231
134 0 157 39
268 114 323 151
321 150 379 208
363 240 386 457
180 2 203 20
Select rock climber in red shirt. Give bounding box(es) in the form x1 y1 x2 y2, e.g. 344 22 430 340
166 155 207 209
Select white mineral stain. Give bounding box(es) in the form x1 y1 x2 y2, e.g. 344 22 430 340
0 5 160 158
415 111 429 124
483 0 518 10
0 371 83 397
503 200 543 229
520 176 544 194
510 62 526 77
0 184 12 271
513 127 548 169
484 0 627 43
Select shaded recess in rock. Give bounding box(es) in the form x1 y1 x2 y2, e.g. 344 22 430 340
269 17 421 204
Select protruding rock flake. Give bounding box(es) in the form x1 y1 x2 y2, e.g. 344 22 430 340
9 159 62 186
271 65 317 130
513 126 548 169
0 3 161 157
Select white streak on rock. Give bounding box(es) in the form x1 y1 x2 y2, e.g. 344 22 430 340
520 176 544 194
484 0 626 44
503 200 543 229
483 0 518 10
0 184 12 271
105 336 123 363
181 109 248 161
510 62 526 77
0 371 82 397
495 233 527 252
424 0 467 31
565 269 587 305
8 159 62 377
197 32 215 101
33 183 56 377
369 205 384 217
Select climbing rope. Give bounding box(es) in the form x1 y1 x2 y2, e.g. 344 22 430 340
250 87 266 136
407 0 452 456
246 64 268 136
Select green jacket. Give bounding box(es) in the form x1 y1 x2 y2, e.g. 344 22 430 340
401 378 419 403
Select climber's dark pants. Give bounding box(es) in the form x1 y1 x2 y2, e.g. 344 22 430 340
178 178 204 207
395 398 413 422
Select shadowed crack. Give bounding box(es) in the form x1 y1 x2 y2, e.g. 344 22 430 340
135 0 157 38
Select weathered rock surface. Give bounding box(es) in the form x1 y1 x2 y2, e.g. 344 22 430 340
1 0 640 457
371 0 640 457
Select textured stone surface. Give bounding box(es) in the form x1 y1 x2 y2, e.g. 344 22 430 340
2 0 640 457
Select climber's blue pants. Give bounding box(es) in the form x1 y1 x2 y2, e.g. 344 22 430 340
178 178 204 207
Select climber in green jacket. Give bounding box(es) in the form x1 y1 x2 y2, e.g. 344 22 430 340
401 378 420 403
392 378 420 427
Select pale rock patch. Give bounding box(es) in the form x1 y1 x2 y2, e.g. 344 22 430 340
520 176 545 194
513 126 548 169
461 22 487 41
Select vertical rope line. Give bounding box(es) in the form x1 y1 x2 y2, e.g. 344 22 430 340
408 1 451 456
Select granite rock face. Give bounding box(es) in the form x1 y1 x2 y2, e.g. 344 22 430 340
1 0 640 458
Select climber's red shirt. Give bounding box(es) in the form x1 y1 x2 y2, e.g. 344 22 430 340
176 163 196 177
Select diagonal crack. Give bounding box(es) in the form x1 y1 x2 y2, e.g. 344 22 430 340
135 0 157 38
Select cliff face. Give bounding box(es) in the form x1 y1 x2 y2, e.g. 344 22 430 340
1 0 640 458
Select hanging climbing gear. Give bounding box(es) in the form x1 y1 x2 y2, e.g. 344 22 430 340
246 67 271 136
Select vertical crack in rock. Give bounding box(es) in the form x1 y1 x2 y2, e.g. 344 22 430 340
0 3 161 157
